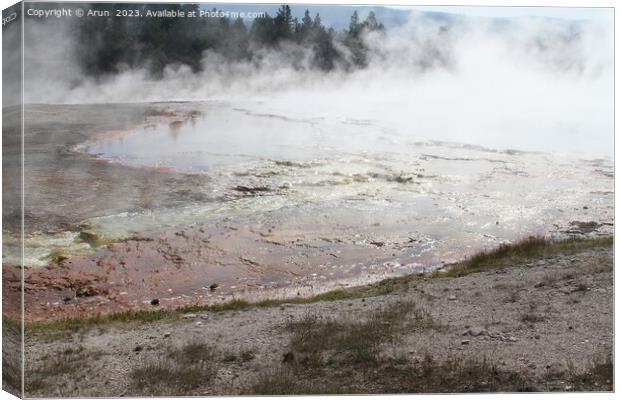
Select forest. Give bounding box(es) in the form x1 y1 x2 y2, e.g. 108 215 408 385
70 4 386 78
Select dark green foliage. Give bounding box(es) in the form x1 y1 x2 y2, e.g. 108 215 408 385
71 4 386 78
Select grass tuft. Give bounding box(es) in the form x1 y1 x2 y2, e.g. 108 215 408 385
286 301 434 366
130 341 216 395
433 236 612 279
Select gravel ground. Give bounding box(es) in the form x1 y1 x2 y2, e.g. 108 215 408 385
21 245 613 396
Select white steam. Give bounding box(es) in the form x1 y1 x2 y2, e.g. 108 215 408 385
22 11 613 158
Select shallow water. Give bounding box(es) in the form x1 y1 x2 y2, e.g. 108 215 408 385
11 101 612 270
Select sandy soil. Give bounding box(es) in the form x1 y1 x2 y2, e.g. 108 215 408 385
20 244 613 396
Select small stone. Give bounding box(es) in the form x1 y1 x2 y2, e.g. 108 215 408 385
134 345 143 352
183 313 197 319
534 282 545 288
508 336 517 342
534 334 541 340
163 332 171 338
209 283 219 291
468 328 488 337
282 352 295 363
150 298 160 306
195 321 203 326
448 295 457 301
461 339 470 345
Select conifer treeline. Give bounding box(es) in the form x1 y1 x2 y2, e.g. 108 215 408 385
72 4 385 77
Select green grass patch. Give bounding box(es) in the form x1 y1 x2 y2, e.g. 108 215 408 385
3 316 22 334
432 235 612 279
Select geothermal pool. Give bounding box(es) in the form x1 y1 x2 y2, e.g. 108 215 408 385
3 101 613 319
78 101 613 262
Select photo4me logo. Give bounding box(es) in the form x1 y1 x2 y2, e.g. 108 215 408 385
2 11 17 26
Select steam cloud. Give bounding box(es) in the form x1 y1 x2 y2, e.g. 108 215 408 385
19 9 614 158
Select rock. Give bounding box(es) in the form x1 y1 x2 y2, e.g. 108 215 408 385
282 352 295 363
508 336 517 342
150 298 159 306
461 339 470 345
195 321 203 327
209 283 219 291
163 332 171 338
183 313 197 319
448 295 457 301
75 285 103 298
545 362 563 377
232 185 272 195
534 282 545 288
534 334 541 340
134 345 143 352
468 328 488 337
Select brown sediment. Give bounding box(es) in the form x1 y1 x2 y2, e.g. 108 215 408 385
5 222 445 322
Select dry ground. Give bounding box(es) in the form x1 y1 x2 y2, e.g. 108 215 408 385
17 240 613 397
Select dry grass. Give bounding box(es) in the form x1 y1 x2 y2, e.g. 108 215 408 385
568 355 613 391
434 236 612 279
129 341 216 395
250 351 613 394
504 290 521 303
2 354 21 395
286 301 436 365
251 367 344 395
25 345 105 394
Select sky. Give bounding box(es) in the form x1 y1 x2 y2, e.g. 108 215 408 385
391 5 612 22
